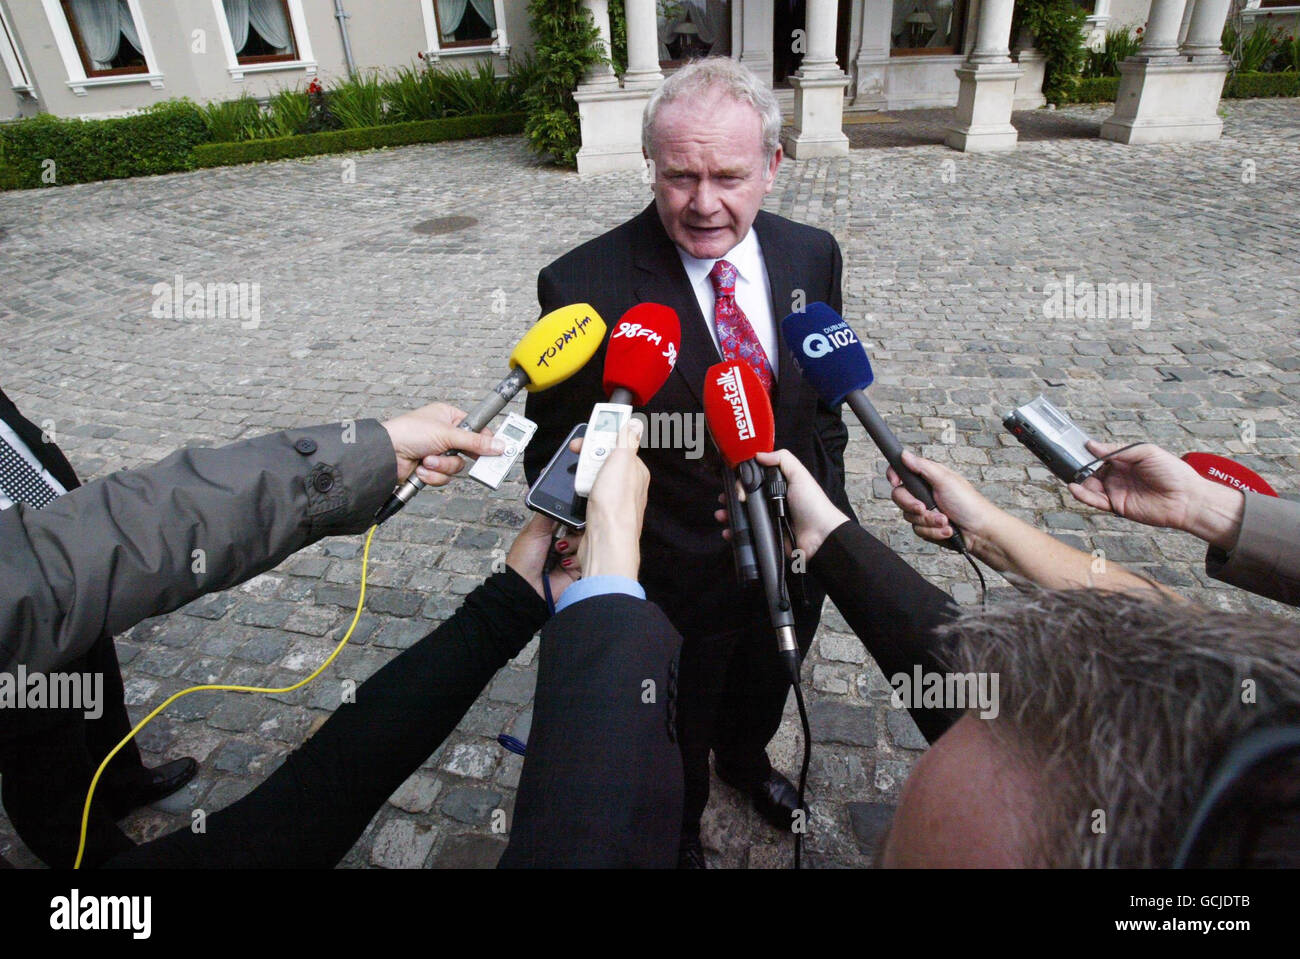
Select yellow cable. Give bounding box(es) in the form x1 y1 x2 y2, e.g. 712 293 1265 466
73 524 377 869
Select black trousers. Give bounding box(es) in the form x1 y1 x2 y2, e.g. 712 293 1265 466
675 593 818 837
0 633 142 868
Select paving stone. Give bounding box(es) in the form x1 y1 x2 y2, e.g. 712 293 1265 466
847 802 897 856
885 708 929 751
433 833 507 869
370 819 437 869
388 772 443 814
439 787 503 825
808 701 877 747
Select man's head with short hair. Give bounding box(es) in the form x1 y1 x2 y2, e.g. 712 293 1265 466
641 57 784 260
881 588 1300 868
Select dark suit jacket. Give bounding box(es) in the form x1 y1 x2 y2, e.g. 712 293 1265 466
810 521 961 744
0 388 80 492
524 203 852 632
500 594 684 868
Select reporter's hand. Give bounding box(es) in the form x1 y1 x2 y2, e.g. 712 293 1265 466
739 449 848 561
507 513 580 601
888 450 997 551
1068 441 1243 550
381 402 505 486
577 419 649 580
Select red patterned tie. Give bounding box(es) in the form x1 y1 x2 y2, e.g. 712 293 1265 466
709 259 773 392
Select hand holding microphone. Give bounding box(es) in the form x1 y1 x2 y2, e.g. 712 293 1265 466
381 402 505 487
376 303 607 523
781 303 966 554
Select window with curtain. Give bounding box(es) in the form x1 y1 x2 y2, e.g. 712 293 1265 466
890 0 968 55
435 0 498 46
222 0 298 64
60 0 146 75
658 1 732 63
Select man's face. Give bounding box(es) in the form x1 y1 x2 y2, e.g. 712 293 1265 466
649 92 782 260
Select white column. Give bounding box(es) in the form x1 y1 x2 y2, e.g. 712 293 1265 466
1136 0 1188 57
581 0 618 87
969 0 1016 63
782 0 849 158
739 0 774 88
1182 0 1233 57
1178 0 1196 45
944 0 1022 152
852 0 893 110
1101 0 1227 144
622 0 663 88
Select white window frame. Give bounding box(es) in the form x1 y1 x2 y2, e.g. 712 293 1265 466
1 2 32 92
212 0 316 81
419 0 510 61
41 0 165 96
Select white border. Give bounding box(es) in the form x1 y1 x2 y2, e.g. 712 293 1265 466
211 0 316 81
42 0 165 96
0 1 32 91
419 0 510 60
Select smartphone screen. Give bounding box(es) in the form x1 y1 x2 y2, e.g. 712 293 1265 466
526 423 587 528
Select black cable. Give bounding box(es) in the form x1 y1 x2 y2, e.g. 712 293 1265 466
1078 441 1146 477
961 545 988 606
780 650 812 870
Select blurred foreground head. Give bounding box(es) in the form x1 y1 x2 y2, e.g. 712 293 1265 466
882 588 1300 868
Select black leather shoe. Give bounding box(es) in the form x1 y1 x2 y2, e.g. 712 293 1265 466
717 763 804 833
104 758 199 819
677 835 707 869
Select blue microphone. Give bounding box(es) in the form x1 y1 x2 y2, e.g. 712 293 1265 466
782 303 966 553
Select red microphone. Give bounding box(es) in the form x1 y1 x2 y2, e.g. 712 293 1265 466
574 303 681 496
703 361 799 671
603 302 681 406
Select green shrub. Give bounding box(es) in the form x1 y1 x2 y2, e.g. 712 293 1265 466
1066 76 1121 102
202 94 267 141
267 87 311 138
1223 70 1300 97
1082 26 1142 79
609 0 628 75
524 0 606 167
1013 0 1089 105
0 99 209 189
329 70 387 129
192 112 525 167
384 62 443 122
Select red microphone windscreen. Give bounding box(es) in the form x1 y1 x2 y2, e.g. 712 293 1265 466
703 361 775 467
1181 452 1279 497
603 303 681 406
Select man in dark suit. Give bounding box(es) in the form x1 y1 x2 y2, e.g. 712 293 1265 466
0 386 197 868
523 57 852 866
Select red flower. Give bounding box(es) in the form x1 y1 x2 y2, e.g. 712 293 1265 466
417 50 424 59
307 78 322 94
1136 26 1143 34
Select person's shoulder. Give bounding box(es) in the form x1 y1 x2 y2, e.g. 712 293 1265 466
542 207 655 280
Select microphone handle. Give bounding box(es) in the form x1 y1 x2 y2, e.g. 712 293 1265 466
738 460 797 651
374 366 530 524
723 465 759 585
845 390 967 553
607 387 633 407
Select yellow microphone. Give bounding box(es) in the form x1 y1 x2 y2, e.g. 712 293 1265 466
375 303 606 523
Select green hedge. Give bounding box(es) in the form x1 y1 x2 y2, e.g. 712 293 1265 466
1067 76 1121 103
1224 71 1300 99
0 100 208 190
193 112 525 168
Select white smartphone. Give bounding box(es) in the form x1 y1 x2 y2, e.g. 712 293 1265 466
573 402 631 496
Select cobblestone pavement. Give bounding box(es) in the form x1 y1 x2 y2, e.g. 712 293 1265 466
1 98 1298 869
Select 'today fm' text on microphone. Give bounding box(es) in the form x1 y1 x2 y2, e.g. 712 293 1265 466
781 303 967 553
375 303 606 524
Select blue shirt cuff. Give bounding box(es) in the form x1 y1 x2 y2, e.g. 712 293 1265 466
554 575 645 614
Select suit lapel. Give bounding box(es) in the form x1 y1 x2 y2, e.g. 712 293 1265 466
632 203 720 410
752 211 810 443
0 388 81 491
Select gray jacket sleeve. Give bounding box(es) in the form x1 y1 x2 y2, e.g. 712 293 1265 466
1205 491 1300 608
1 419 396 673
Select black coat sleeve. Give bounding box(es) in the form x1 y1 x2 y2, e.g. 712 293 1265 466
810 521 962 743
499 594 684 868
107 569 548 868
814 236 850 492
